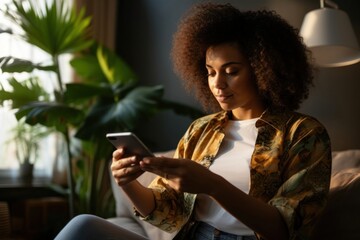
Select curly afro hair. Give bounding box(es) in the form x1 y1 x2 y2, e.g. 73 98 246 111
171 3 314 112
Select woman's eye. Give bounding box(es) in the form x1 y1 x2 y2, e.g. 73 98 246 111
207 72 215 77
226 69 238 75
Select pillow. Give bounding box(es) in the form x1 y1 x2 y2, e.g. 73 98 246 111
331 149 360 173
311 149 360 240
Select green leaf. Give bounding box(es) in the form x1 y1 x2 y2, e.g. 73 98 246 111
0 56 55 73
70 55 107 83
0 77 49 108
64 83 113 103
0 57 34 72
7 0 93 56
96 46 137 84
75 85 164 140
6 118 52 164
0 27 12 34
15 102 85 132
159 99 204 119
117 86 164 124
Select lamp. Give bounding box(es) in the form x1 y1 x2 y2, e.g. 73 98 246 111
300 0 360 67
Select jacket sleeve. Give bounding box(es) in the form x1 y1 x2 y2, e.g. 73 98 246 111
136 127 197 233
268 117 332 239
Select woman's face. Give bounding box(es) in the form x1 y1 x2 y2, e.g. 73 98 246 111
206 42 263 120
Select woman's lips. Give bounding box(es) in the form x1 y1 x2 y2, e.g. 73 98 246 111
215 94 233 102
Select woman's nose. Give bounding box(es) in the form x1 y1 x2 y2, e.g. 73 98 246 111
213 73 227 89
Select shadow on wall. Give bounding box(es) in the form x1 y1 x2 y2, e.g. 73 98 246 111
116 0 201 151
116 0 360 151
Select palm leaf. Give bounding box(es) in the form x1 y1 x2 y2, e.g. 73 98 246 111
7 0 93 56
0 56 56 73
0 27 12 34
0 77 49 108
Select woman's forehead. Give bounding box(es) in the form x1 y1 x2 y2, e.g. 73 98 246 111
205 42 245 63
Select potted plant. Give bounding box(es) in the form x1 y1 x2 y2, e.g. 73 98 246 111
0 0 93 217
0 0 203 218
1 76 51 181
6 118 50 181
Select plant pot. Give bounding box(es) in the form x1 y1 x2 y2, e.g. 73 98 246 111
19 162 34 182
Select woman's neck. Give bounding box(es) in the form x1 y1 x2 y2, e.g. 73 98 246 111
230 106 266 120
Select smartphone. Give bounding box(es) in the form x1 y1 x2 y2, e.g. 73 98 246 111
106 132 154 157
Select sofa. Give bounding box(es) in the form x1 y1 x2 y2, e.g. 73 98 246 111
108 149 360 240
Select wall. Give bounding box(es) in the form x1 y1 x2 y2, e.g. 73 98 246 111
116 0 360 151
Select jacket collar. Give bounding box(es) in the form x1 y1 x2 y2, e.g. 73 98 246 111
212 108 293 132
256 108 292 132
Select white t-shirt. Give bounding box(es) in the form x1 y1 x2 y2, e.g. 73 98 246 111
195 118 258 235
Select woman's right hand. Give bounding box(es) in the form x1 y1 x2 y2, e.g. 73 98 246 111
111 148 156 217
111 148 144 187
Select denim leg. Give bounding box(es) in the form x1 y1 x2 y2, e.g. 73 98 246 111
54 214 148 240
242 236 257 240
191 222 256 240
216 232 256 240
192 222 214 240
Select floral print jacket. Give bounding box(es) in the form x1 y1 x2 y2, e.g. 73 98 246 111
139 109 332 240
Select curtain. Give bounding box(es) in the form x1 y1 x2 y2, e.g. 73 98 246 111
75 0 117 50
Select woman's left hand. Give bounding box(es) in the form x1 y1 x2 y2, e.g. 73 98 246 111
139 157 218 194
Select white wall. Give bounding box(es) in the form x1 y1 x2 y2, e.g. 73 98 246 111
269 0 360 151
116 0 360 151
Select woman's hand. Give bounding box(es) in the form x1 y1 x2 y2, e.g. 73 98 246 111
140 157 219 194
111 148 144 187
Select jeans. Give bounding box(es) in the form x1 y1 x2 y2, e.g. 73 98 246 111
190 222 257 240
54 214 148 240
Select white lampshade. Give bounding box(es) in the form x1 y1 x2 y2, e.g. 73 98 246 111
300 7 360 67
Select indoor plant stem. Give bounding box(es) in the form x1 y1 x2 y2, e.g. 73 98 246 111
64 128 75 218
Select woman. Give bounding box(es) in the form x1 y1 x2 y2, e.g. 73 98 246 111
56 3 331 240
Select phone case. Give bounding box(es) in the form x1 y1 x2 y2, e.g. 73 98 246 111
106 132 154 157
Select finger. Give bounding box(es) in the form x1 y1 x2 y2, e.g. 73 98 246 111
112 162 143 180
111 156 140 171
140 162 177 180
142 156 180 168
112 148 125 161
114 169 143 186
141 157 182 178
113 164 143 178
140 165 168 178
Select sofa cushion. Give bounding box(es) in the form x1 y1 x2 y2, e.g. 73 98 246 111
111 149 360 240
311 149 360 240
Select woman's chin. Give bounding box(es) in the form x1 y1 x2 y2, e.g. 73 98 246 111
218 103 234 111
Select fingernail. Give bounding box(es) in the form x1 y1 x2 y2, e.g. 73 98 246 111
142 158 150 164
